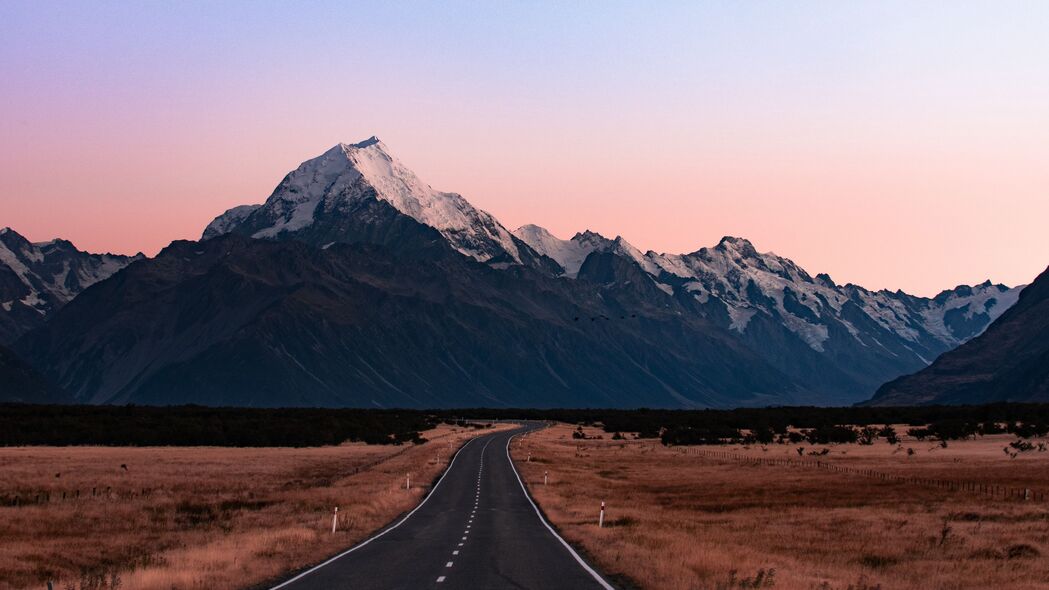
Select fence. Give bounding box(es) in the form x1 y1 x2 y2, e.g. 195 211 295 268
686 448 1046 502
0 487 156 507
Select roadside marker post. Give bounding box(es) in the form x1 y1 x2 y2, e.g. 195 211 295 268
332 507 339 533
598 501 605 528
544 471 548 485
407 473 411 490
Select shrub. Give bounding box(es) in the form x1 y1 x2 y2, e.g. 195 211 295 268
858 426 879 445
908 427 932 441
879 425 899 444
805 425 858 444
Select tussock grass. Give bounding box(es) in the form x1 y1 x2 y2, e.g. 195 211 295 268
0 423 513 590
513 424 1049 590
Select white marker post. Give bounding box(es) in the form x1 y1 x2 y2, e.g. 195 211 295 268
332 507 339 533
598 501 605 528
544 470 548 485
527 452 531 462
406 473 411 490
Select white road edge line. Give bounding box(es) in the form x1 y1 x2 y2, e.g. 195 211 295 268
506 426 616 590
269 436 481 589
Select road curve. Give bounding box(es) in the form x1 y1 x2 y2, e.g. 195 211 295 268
270 423 613 590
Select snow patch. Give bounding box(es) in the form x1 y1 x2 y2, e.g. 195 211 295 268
728 307 757 333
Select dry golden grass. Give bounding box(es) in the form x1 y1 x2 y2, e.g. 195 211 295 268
0 423 513 590
513 424 1049 590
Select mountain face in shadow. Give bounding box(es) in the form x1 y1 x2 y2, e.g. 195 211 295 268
0 228 142 344
866 266 1049 405
16 233 809 408
517 227 1021 401
0 344 68 403
9 138 1030 408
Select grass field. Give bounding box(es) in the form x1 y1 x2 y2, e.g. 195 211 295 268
513 424 1049 590
0 423 511 590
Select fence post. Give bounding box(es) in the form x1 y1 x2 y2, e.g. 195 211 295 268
599 501 605 528
332 507 339 533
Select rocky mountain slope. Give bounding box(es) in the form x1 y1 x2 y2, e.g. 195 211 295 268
0 228 142 343
513 226 1021 401
203 138 557 271
8 137 1026 408
867 265 1049 405
0 344 68 403
16 233 806 408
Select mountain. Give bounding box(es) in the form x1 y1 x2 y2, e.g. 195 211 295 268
0 343 68 403
514 227 1021 401
15 233 807 408
867 266 1049 405
0 227 142 343
203 138 557 272
11 138 1022 408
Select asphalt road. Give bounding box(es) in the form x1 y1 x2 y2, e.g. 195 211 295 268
271 423 613 590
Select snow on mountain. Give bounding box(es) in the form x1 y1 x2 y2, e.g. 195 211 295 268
510 225 663 278
0 227 142 342
515 227 1021 357
650 237 1019 354
512 226 613 277
202 204 261 240
204 138 525 263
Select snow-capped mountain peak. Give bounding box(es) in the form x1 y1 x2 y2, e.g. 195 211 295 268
512 226 619 277
204 138 524 263
515 224 1022 370
202 205 260 240
0 228 141 342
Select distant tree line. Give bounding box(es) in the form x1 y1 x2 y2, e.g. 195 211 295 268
0 405 436 447
2 403 1049 447
454 404 1049 446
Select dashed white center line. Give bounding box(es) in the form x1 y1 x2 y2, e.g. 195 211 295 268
458 542 464 547
462 536 467 541
446 561 454 568
437 576 446 583
453 550 459 555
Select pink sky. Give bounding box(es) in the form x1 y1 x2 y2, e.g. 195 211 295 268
1 2 1047 296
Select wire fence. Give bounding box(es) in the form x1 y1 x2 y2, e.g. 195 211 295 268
0 487 157 507
686 447 1047 502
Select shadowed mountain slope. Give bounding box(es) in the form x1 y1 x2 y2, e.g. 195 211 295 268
867 265 1049 405
16 233 809 408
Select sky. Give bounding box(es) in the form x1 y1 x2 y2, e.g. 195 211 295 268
1 1 1046 296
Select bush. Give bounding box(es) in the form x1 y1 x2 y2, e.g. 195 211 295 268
805 425 858 444
661 426 742 446
929 419 978 441
858 426 880 445
879 425 899 444
908 427 932 441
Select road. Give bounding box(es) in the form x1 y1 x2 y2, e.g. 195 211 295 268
271 423 613 590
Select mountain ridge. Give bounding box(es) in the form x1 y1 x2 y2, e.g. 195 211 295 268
866 265 1049 405
512 223 1021 399
0 227 142 343
3 138 1030 407
16 232 808 408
